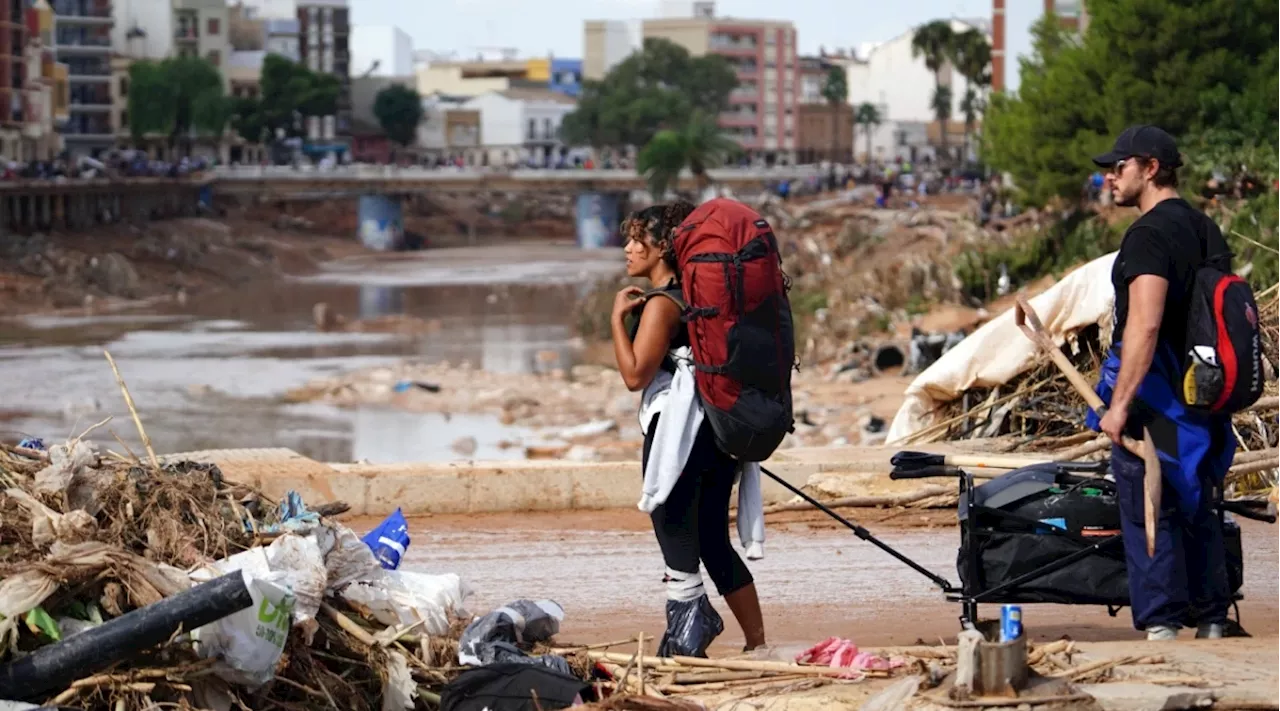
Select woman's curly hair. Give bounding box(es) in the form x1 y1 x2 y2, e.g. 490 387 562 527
620 201 697 271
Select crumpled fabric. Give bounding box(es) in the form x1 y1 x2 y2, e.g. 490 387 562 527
637 346 766 558
795 637 903 675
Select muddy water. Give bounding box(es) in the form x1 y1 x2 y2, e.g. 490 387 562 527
0 243 619 462
398 511 1279 652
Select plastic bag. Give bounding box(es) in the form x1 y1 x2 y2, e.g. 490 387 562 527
657 595 723 658
190 568 296 688
362 508 411 570
198 534 326 641
339 570 472 637
457 599 564 666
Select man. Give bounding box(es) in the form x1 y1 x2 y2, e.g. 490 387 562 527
1091 125 1236 641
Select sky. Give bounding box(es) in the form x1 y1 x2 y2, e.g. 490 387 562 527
349 0 1038 91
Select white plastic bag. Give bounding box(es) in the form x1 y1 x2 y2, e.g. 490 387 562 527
190 568 296 688
339 570 472 636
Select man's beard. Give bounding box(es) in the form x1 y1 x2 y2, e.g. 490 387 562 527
1113 187 1139 207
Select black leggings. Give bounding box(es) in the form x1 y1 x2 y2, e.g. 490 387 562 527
642 416 754 597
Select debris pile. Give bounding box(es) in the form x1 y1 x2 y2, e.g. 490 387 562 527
0 436 484 711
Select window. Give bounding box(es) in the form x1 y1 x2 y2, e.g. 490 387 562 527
207 50 220 66
119 77 128 96
542 117 551 139
527 119 536 140
121 109 128 126
207 18 220 35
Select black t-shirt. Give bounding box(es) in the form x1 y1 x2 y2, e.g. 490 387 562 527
1110 198 1232 356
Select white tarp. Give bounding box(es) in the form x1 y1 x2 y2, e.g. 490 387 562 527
886 251 1119 444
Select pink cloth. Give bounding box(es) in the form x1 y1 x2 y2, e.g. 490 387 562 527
795 637 902 675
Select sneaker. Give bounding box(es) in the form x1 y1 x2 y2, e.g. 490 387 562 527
1195 623 1225 639
1146 625 1179 641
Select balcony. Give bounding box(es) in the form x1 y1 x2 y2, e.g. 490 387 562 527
54 36 112 54
710 35 757 52
175 26 199 42
52 0 113 22
720 110 758 125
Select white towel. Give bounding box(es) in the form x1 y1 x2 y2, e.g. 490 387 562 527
637 347 765 559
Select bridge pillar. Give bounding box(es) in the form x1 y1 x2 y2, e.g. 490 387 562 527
575 191 627 249
357 194 403 251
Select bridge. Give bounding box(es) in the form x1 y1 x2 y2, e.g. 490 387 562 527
210 164 819 197
0 165 819 246
212 164 819 250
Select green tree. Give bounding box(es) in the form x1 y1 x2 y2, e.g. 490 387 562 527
931 84 953 160
373 84 425 147
636 110 739 199
819 65 849 162
249 54 342 140
911 20 955 162
229 96 267 145
854 102 881 163
983 0 1278 205
560 38 738 149
950 28 992 161
126 56 227 154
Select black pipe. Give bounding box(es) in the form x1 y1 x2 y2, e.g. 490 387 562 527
0 571 253 702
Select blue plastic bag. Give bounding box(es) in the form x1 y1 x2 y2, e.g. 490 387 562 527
362 508 411 570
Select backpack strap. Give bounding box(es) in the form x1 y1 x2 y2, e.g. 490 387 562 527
642 285 691 317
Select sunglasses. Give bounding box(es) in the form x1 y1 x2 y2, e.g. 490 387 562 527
1109 158 1130 176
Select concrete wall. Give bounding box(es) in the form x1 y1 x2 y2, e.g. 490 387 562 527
416 65 510 97
583 19 641 81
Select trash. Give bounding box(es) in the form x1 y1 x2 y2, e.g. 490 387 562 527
393 380 441 394
187 569 293 688
439 663 588 711
0 571 252 702
657 595 723 658
260 490 321 533
794 636 903 675
340 570 472 637
557 419 617 441
457 599 564 667
362 508 411 570
16 438 43 451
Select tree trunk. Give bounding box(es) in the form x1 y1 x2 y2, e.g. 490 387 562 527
830 102 838 164
865 125 873 165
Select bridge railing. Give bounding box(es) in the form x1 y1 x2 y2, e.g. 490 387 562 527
212 164 821 182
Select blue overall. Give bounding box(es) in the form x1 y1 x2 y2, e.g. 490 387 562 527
1087 343 1235 630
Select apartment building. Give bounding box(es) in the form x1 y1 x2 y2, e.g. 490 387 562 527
992 0 1086 92
795 55 852 163
640 6 799 161
52 0 114 154
173 0 229 75
0 0 66 160
297 0 349 142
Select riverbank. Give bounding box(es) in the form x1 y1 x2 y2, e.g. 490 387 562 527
0 214 368 316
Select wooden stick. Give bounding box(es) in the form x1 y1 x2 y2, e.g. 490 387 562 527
1241 395 1280 413
1233 447 1279 464
923 693 1092 708
587 651 889 678
103 350 159 469
1052 435 1111 462
637 634 646 697
1230 460 1279 477
550 638 638 653
0 443 50 461
1026 639 1072 665
750 485 949 518
1050 655 1137 680
320 602 378 647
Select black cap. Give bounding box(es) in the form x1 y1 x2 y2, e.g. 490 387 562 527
1092 125 1182 169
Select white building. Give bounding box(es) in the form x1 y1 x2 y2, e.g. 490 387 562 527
462 88 576 166
233 0 297 19
582 19 641 81
351 25 413 77
112 0 174 60
839 18 990 163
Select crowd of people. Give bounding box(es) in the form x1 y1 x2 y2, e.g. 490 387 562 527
0 150 213 182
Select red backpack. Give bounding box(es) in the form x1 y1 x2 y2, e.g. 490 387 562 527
668 198 796 462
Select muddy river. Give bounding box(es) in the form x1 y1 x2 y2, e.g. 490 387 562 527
0 243 620 462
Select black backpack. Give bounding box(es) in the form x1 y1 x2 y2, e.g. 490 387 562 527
1181 238 1265 414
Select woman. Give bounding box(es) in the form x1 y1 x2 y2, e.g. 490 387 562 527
610 202 767 655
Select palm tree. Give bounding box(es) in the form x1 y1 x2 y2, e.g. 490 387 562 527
854 102 881 164
637 110 739 200
820 66 849 162
911 20 955 164
931 85 953 163
949 28 992 163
